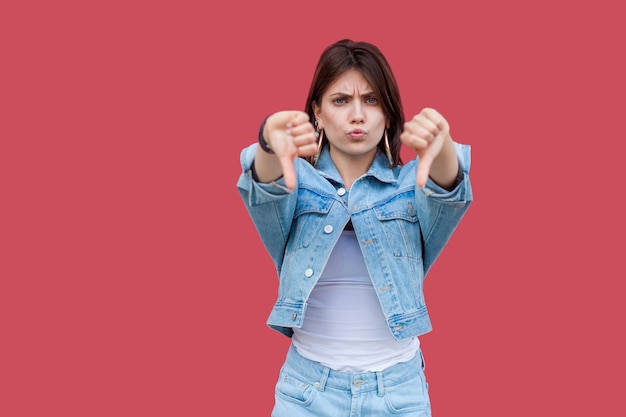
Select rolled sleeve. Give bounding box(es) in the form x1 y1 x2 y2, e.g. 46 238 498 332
237 143 293 206
422 142 472 204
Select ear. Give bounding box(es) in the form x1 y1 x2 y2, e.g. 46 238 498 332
312 102 322 128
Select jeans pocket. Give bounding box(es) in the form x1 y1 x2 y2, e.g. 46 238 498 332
274 371 315 406
384 372 430 414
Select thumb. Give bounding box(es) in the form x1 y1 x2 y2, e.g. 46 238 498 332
278 153 297 191
416 153 434 189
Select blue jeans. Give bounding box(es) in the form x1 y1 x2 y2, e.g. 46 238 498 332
272 344 431 417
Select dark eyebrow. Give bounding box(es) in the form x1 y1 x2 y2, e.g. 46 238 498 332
328 92 352 97
328 91 376 98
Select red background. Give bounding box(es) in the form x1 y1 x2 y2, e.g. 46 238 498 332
1 0 624 415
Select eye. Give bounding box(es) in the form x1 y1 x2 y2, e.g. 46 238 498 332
365 96 378 104
333 97 347 105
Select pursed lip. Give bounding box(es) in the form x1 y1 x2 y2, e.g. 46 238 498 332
348 129 367 139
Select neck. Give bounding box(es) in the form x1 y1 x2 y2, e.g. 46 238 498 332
329 148 376 189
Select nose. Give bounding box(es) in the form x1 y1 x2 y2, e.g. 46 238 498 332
351 101 365 124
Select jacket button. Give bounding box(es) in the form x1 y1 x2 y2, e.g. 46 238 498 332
291 312 297 321
337 187 346 196
323 225 333 234
304 268 314 278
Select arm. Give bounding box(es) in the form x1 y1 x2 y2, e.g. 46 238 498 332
236 143 295 268
418 141 473 274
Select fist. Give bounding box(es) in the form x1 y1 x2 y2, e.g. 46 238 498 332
263 111 318 190
400 108 452 188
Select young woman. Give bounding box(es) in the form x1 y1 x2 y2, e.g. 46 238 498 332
237 39 473 417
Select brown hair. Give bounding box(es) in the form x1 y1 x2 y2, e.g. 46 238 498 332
304 39 405 166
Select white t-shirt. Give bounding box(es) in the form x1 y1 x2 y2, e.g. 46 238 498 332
292 230 419 372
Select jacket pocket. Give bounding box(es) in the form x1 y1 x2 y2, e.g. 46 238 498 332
373 195 421 259
288 189 333 250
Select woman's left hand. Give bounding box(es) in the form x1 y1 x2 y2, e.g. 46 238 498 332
400 108 453 188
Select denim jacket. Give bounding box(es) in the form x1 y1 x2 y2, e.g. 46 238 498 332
237 142 473 340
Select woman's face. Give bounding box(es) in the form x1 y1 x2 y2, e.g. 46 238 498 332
313 69 387 162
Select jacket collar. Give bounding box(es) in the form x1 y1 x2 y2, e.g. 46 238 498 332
315 145 398 186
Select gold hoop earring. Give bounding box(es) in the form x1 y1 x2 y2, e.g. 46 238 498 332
313 128 324 167
384 129 393 167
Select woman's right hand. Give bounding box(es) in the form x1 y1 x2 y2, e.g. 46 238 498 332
256 111 318 190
